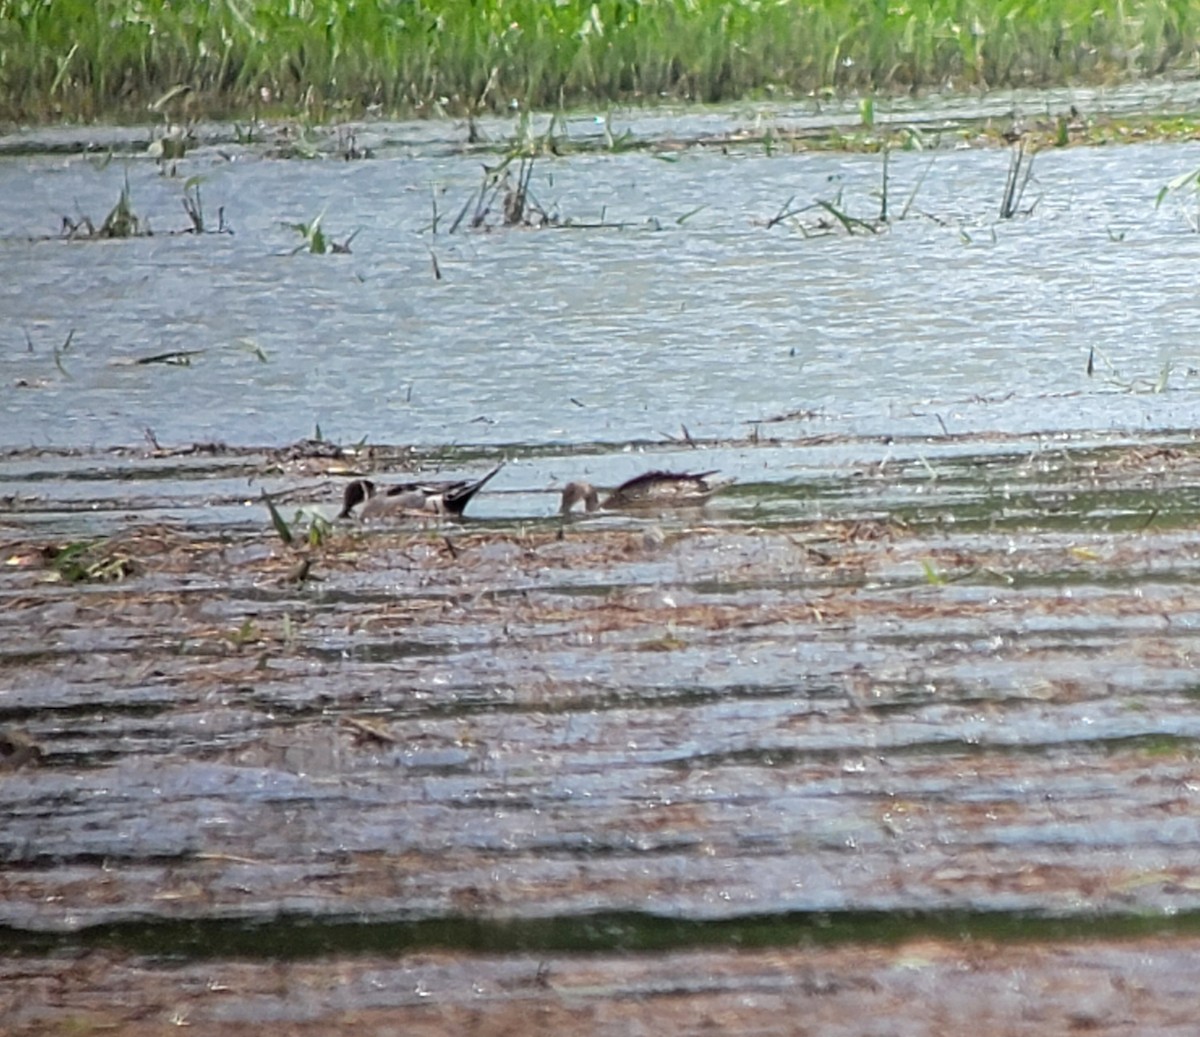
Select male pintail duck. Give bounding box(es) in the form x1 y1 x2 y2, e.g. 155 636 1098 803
339 463 503 520
560 469 734 515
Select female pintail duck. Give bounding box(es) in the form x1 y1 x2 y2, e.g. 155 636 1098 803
559 469 734 515
339 463 502 520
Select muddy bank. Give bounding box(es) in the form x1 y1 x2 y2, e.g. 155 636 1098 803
5 935 1200 1035
4 433 1200 1030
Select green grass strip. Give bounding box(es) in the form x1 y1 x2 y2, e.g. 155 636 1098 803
3 0 1200 122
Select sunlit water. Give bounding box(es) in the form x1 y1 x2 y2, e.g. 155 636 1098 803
4 91 1200 470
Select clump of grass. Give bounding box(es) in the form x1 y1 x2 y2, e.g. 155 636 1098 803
1086 345 1177 393
181 176 232 234
450 154 554 232
764 191 884 237
765 145 936 237
100 176 141 236
263 491 333 548
44 540 135 583
283 210 358 254
6 1 1200 122
58 174 232 240
61 184 141 239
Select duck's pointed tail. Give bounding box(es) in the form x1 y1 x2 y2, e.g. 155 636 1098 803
443 463 504 515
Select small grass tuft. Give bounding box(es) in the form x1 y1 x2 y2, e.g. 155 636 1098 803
284 210 358 254
181 177 232 235
100 175 143 237
45 540 135 583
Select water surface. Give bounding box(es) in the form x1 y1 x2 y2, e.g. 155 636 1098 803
4 90 1200 458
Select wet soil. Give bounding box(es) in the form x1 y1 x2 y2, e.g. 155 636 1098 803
5 937 1200 1035
4 432 1200 1033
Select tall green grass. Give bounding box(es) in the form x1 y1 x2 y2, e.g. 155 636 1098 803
3 0 1199 122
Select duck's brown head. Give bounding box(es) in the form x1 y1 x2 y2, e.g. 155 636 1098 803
560 481 601 515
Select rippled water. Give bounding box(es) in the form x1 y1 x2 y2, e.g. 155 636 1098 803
4 90 1200 462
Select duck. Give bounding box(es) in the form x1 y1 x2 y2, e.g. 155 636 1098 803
339 463 503 520
559 469 734 515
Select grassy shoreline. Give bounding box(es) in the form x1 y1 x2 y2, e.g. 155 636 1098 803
3 0 1200 124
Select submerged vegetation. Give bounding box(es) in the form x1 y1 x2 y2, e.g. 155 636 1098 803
4 0 1200 122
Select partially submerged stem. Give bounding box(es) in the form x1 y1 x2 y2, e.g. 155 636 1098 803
1000 141 1037 219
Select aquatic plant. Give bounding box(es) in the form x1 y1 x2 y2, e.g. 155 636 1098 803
283 210 358 254
1155 167 1200 231
100 175 142 237
1086 345 1177 393
765 147 920 236
130 349 204 366
262 491 294 546
6 0 1200 121
262 490 332 549
816 196 883 235
56 174 234 241
304 514 333 548
450 154 552 232
181 176 232 235
52 329 74 379
859 96 876 129
236 339 269 364
60 175 146 239
999 142 1037 219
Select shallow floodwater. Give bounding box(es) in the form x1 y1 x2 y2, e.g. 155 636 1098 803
7 90 1200 1034
4 89 1200 460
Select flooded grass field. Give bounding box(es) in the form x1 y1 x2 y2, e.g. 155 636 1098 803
6 89 1200 1032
